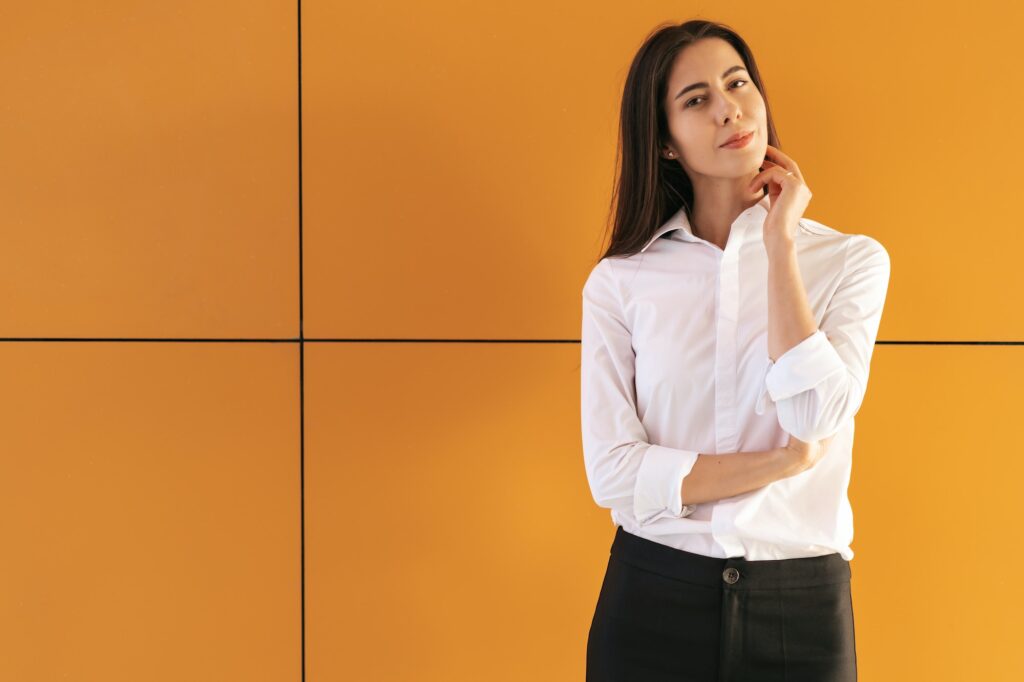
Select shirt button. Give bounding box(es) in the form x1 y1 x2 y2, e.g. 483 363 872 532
723 567 740 584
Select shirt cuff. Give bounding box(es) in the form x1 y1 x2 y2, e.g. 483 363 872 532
764 329 847 402
633 444 700 525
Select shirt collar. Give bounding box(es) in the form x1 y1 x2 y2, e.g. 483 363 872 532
638 191 773 253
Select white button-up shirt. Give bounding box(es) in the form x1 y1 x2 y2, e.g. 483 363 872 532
580 192 890 560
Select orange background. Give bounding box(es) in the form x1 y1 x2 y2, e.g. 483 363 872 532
1 1 1022 680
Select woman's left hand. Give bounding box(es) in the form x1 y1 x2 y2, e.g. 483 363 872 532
748 144 813 246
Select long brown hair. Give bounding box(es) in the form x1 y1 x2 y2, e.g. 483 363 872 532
596 20 780 263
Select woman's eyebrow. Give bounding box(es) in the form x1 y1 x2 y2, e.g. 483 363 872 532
674 65 748 100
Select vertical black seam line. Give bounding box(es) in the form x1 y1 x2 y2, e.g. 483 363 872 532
298 1 305 681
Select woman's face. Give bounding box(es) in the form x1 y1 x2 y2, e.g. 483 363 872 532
661 37 767 180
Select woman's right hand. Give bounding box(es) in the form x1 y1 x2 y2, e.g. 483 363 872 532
784 432 836 474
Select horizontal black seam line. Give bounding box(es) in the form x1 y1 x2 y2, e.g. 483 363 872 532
0 339 1022 344
0 337 1019 342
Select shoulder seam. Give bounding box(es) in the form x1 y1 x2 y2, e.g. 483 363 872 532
798 218 835 237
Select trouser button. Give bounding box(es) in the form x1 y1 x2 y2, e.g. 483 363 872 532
723 567 740 584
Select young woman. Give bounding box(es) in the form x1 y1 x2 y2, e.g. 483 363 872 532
581 19 890 681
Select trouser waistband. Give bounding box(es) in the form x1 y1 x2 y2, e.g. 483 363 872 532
610 525 851 589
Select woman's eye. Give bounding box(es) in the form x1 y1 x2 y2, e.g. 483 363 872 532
685 79 747 108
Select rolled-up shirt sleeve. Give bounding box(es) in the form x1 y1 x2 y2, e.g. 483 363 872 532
757 235 891 442
580 258 699 525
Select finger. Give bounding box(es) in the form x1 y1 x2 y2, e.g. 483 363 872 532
757 159 786 178
747 165 797 192
761 156 798 180
764 145 801 174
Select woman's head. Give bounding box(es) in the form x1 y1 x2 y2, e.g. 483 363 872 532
598 20 780 261
659 37 767 192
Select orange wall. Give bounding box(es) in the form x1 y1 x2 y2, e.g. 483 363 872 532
0 1 1021 680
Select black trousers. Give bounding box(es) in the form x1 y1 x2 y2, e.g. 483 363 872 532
587 526 857 681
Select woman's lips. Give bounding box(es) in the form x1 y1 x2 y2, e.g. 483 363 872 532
720 131 754 149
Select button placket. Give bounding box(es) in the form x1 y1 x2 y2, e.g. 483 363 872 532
754 357 773 415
